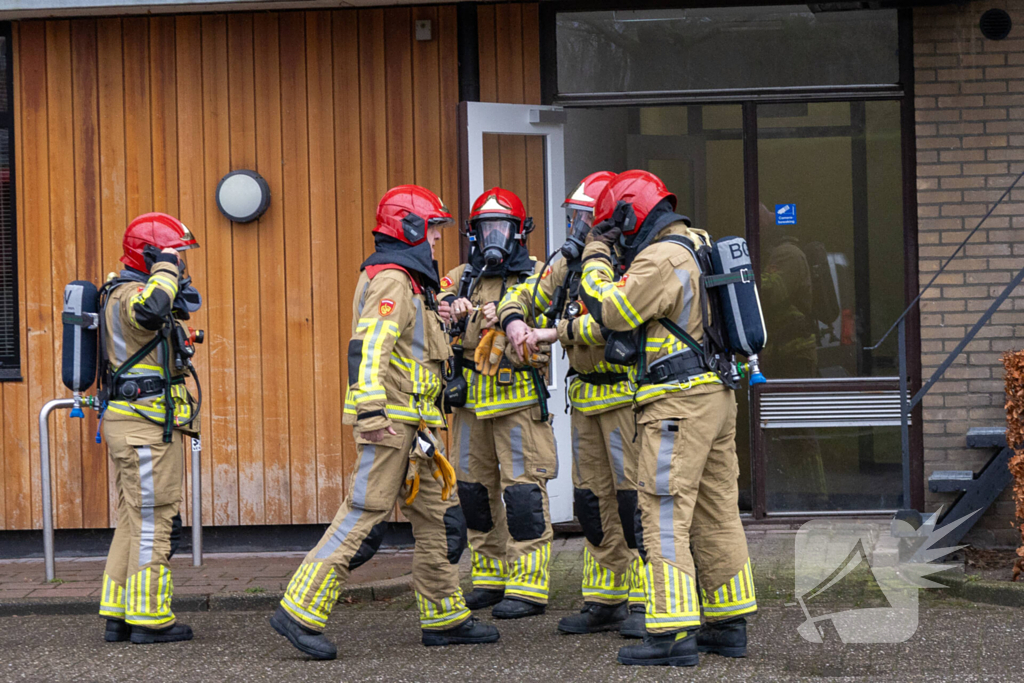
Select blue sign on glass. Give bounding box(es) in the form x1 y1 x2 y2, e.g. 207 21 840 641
775 204 796 225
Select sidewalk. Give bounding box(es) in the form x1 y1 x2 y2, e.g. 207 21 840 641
0 548 414 614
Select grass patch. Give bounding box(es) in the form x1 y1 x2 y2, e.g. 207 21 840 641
244 586 266 594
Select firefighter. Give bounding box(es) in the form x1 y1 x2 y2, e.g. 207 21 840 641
98 212 202 644
577 170 757 666
439 188 557 620
270 186 498 660
498 172 646 638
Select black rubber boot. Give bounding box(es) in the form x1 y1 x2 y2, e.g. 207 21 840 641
129 622 194 645
269 606 337 660
618 604 646 639
557 601 627 634
104 619 130 642
697 616 747 658
617 629 699 667
491 597 545 619
422 617 501 646
464 588 504 611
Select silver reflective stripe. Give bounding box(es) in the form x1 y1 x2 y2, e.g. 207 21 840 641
351 444 376 509
315 507 364 560
459 417 472 473
609 427 626 486
673 268 693 330
656 421 674 495
358 281 369 316
571 426 581 476
362 322 383 389
137 446 156 566
411 297 425 362
110 302 127 365
510 425 525 479
658 495 676 562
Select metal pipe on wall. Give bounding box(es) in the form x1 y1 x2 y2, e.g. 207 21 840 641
39 398 75 582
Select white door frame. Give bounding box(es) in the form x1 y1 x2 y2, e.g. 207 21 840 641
458 101 573 523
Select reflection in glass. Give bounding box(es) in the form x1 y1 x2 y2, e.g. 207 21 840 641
765 426 903 512
757 100 904 380
557 7 898 95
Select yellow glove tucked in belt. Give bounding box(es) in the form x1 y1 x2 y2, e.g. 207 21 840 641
403 423 457 504
474 329 507 377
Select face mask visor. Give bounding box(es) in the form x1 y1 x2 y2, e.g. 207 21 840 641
475 218 518 268
561 209 593 260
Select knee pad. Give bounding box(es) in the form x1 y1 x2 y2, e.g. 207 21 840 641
503 483 546 542
633 504 646 563
168 513 183 559
573 487 604 547
457 481 494 533
443 505 468 564
616 490 638 550
349 521 388 571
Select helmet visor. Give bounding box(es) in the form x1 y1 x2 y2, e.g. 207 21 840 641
566 209 593 242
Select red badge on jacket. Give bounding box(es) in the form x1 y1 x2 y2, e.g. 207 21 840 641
615 274 630 288
379 299 396 316
441 276 453 289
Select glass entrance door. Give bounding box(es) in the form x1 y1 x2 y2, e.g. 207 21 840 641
755 100 906 514
562 97 909 516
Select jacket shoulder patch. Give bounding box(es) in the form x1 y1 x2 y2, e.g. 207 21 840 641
440 276 454 289
379 299 396 316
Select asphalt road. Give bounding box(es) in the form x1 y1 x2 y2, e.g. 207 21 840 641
2 601 1021 682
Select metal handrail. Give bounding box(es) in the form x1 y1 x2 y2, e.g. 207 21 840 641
39 399 202 580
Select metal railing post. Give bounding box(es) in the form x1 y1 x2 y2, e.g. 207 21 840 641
191 437 202 566
39 398 76 582
898 320 911 510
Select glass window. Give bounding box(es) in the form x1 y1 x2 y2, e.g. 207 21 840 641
556 6 898 95
757 100 904 380
764 425 903 512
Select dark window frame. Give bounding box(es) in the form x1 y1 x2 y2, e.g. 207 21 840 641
0 21 19 382
539 3 921 517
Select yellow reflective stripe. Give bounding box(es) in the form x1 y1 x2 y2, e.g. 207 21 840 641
700 558 757 618
417 590 471 629
581 261 643 329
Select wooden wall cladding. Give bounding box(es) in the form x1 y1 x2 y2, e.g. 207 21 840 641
1 5 489 531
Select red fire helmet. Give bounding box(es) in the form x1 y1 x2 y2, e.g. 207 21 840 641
563 171 617 212
593 170 676 234
121 213 199 273
373 185 453 246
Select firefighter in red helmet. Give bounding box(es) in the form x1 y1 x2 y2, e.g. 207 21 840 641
271 185 498 660
576 170 757 666
498 172 648 637
98 212 201 644
439 187 557 620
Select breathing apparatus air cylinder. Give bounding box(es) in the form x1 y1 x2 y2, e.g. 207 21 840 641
61 281 100 396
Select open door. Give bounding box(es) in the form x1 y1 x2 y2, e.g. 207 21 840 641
458 102 573 523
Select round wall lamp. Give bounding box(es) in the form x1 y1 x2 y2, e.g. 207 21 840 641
216 170 271 223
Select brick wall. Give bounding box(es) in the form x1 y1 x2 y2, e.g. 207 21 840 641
914 0 1024 545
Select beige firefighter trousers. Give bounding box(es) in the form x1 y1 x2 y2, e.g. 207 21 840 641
636 389 757 634
571 405 645 607
280 422 470 632
99 420 184 628
452 404 557 605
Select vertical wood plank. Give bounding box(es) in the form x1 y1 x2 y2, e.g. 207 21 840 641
20 21 54 529
149 17 178 216
45 20 82 528
412 6 441 199
122 17 153 218
278 11 316 524
358 9 387 260
174 15 212 524
253 12 290 524
384 7 414 188
332 10 362 482
5 23 31 529
70 18 108 528
477 5 500 197
227 12 265 526
201 14 238 526
97 17 128 523
305 11 343 522
437 5 461 275
522 4 547 256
